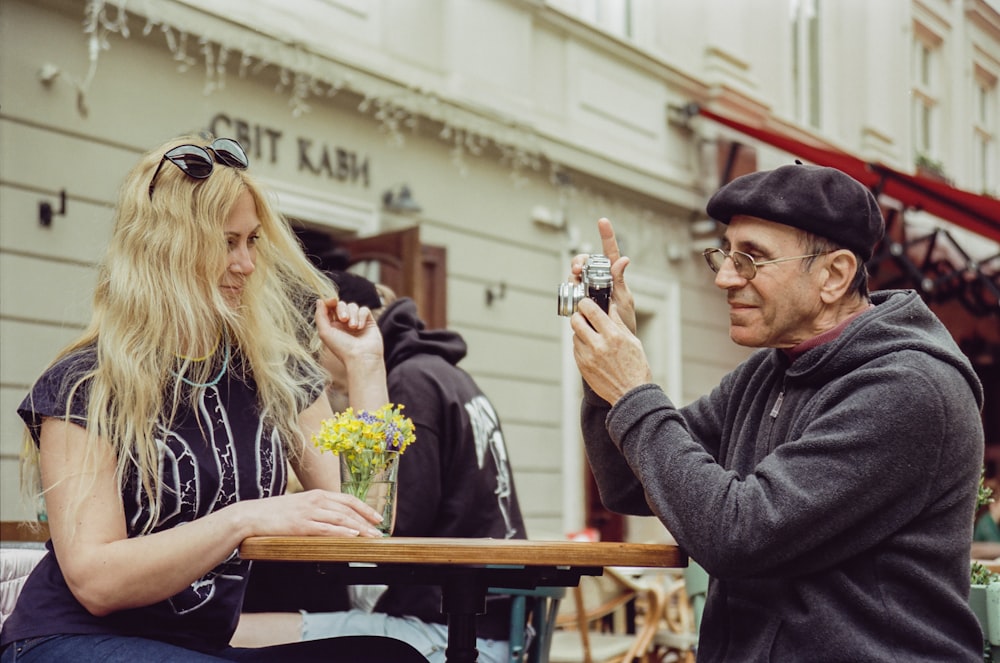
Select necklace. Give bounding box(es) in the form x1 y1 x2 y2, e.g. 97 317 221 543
175 333 222 362
173 335 230 388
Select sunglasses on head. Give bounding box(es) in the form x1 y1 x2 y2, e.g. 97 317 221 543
147 138 249 199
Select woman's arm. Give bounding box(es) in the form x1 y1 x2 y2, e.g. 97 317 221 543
43 417 253 615
43 416 383 617
292 394 341 491
295 297 391 492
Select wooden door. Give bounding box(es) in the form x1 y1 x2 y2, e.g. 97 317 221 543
295 225 448 329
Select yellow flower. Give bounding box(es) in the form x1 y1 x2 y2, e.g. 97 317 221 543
312 404 416 493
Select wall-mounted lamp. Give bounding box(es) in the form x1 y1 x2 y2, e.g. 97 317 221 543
667 101 701 127
39 189 67 227
382 185 422 214
485 282 506 307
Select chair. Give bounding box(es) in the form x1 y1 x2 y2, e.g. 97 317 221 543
0 522 49 544
492 586 566 663
1 522 49 630
681 561 707 634
651 561 708 663
969 579 1000 659
548 567 664 663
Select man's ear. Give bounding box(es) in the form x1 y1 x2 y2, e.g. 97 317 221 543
818 250 857 304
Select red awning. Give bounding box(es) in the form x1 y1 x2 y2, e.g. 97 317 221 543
694 105 1000 244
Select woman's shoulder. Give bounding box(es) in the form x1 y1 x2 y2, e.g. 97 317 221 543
19 345 99 427
43 345 99 385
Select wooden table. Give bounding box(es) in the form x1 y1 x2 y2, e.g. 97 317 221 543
240 536 685 663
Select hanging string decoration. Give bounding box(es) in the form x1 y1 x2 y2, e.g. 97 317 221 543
74 0 548 181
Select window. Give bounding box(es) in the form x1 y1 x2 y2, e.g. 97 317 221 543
911 26 942 167
790 0 821 128
973 70 997 196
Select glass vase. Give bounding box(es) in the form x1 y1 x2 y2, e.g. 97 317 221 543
339 451 399 537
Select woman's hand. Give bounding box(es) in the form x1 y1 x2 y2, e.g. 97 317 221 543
315 298 389 413
315 298 383 365
236 489 384 538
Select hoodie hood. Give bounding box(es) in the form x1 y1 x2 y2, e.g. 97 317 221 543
782 289 984 410
377 297 467 370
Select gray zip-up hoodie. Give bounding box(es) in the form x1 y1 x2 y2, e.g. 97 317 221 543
582 290 985 662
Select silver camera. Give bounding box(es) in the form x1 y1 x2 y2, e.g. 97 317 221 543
557 254 612 316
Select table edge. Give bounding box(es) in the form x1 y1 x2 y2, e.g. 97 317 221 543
240 536 687 568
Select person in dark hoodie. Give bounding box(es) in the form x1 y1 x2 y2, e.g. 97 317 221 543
234 272 527 663
568 164 985 662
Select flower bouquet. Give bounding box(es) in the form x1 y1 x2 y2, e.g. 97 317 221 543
313 404 416 535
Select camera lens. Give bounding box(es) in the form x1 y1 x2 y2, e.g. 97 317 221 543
557 282 582 317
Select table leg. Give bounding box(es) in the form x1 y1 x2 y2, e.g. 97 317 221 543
440 570 487 663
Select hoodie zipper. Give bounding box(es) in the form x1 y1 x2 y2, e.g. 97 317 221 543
765 377 788 454
770 389 785 419
770 372 789 419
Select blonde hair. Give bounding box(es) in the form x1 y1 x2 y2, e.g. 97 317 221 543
21 135 335 531
373 283 398 314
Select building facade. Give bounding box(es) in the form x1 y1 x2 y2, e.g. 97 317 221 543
1 0 997 540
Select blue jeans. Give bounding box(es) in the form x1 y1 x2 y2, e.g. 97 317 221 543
0 634 427 662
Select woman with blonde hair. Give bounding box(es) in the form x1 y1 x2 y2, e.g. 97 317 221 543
0 136 426 662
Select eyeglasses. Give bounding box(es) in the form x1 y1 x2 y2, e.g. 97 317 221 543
702 247 829 281
147 138 249 199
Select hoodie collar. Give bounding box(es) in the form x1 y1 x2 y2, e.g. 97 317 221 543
783 303 874 362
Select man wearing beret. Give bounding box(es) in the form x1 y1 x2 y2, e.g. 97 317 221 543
569 163 985 661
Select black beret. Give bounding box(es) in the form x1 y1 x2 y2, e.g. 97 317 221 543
323 270 383 309
706 164 885 260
